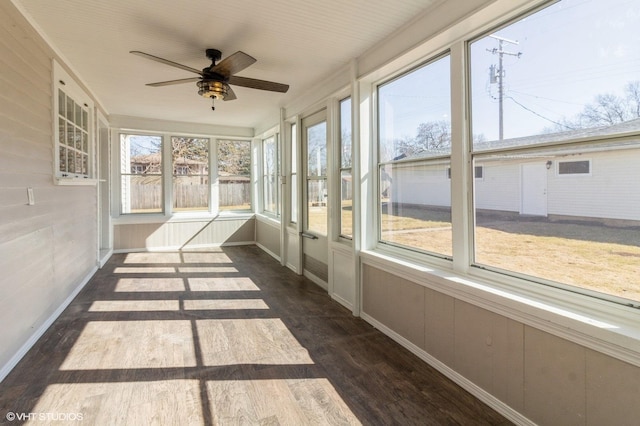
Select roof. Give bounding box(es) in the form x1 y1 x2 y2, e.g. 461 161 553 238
474 118 640 151
400 118 640 162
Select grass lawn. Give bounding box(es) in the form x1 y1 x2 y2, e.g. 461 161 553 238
376 204 640 303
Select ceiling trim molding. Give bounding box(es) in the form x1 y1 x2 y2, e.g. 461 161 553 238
109 115 254 138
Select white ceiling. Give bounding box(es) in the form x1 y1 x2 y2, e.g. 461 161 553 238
14 0 438 129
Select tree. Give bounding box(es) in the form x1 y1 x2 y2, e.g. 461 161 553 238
171 137 208 174
580 93 630 126
416 120 451 151
543 80 640 133
218 140 251 175
624 81 640 118
387 120 452 160
578 80 640 127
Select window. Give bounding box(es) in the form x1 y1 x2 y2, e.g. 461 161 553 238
306 121 327 235
262 136 278 215
290 123 298 224
339 97 353 239
218 140 251 211
54 61 93 180
447 166 483 179
172 137 209 212
120 134 163 214
470 0 640 304
558 160 590 175
175 166 189 175
377 54 452 257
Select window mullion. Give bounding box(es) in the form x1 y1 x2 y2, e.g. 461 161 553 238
450 41 471 273
210 138 218 214
162 134 172 215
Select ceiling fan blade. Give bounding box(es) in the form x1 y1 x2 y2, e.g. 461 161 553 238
224 85 237 101
228 75 289 93
146 77 201 87
210 51 256 77
130 51 202 75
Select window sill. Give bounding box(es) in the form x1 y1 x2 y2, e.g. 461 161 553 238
113 212 255 225
55 177 99 186
360 248 640 367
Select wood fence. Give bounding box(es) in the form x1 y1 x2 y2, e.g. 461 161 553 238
130 182 251 210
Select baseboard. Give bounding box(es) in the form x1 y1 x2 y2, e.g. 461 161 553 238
303 270 328 290
99 248 113 268
360 311 535 426
331 293 354 311
255 242 281 263
285 262 298 274
0 266 98 383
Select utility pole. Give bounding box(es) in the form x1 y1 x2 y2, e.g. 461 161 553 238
487 35 521 140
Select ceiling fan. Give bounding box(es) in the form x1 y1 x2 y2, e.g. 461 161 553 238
130 49 289 110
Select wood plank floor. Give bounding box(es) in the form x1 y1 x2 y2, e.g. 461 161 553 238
0 246 511 425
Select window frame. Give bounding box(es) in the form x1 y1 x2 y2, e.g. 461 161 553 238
359 0 640 363
116 131 253 218
375 52 453 260
289 122 299 225
171 136 211 213
261 134 279 217
119 132 165 215
338 96 353 240
303 116 328 237
216 139 253 213
466 0 640 308
557 159 591 176
53 60 96 184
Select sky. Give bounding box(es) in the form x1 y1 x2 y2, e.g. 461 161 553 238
471 0 640 141
379 0 640 146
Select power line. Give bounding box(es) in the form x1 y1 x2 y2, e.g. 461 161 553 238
506 96 576 130
508 90 585 106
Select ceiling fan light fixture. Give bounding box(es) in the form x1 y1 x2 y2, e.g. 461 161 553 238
197 80 227 100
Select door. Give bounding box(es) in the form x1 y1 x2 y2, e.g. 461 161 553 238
521 163 547 216
301 110 328 287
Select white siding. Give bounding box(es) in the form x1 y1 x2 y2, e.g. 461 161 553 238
0 2 97 372
397 151 640 221
390 164 451 207
474 162 521 212
548 149 640 221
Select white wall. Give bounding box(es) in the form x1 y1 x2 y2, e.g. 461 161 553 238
0 1 99 377
475 162 521 212
548 149 640 221
390 164 452 207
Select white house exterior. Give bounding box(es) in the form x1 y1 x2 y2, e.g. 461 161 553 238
388 120 640 224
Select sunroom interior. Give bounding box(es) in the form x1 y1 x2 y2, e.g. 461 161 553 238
2 0 640 424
